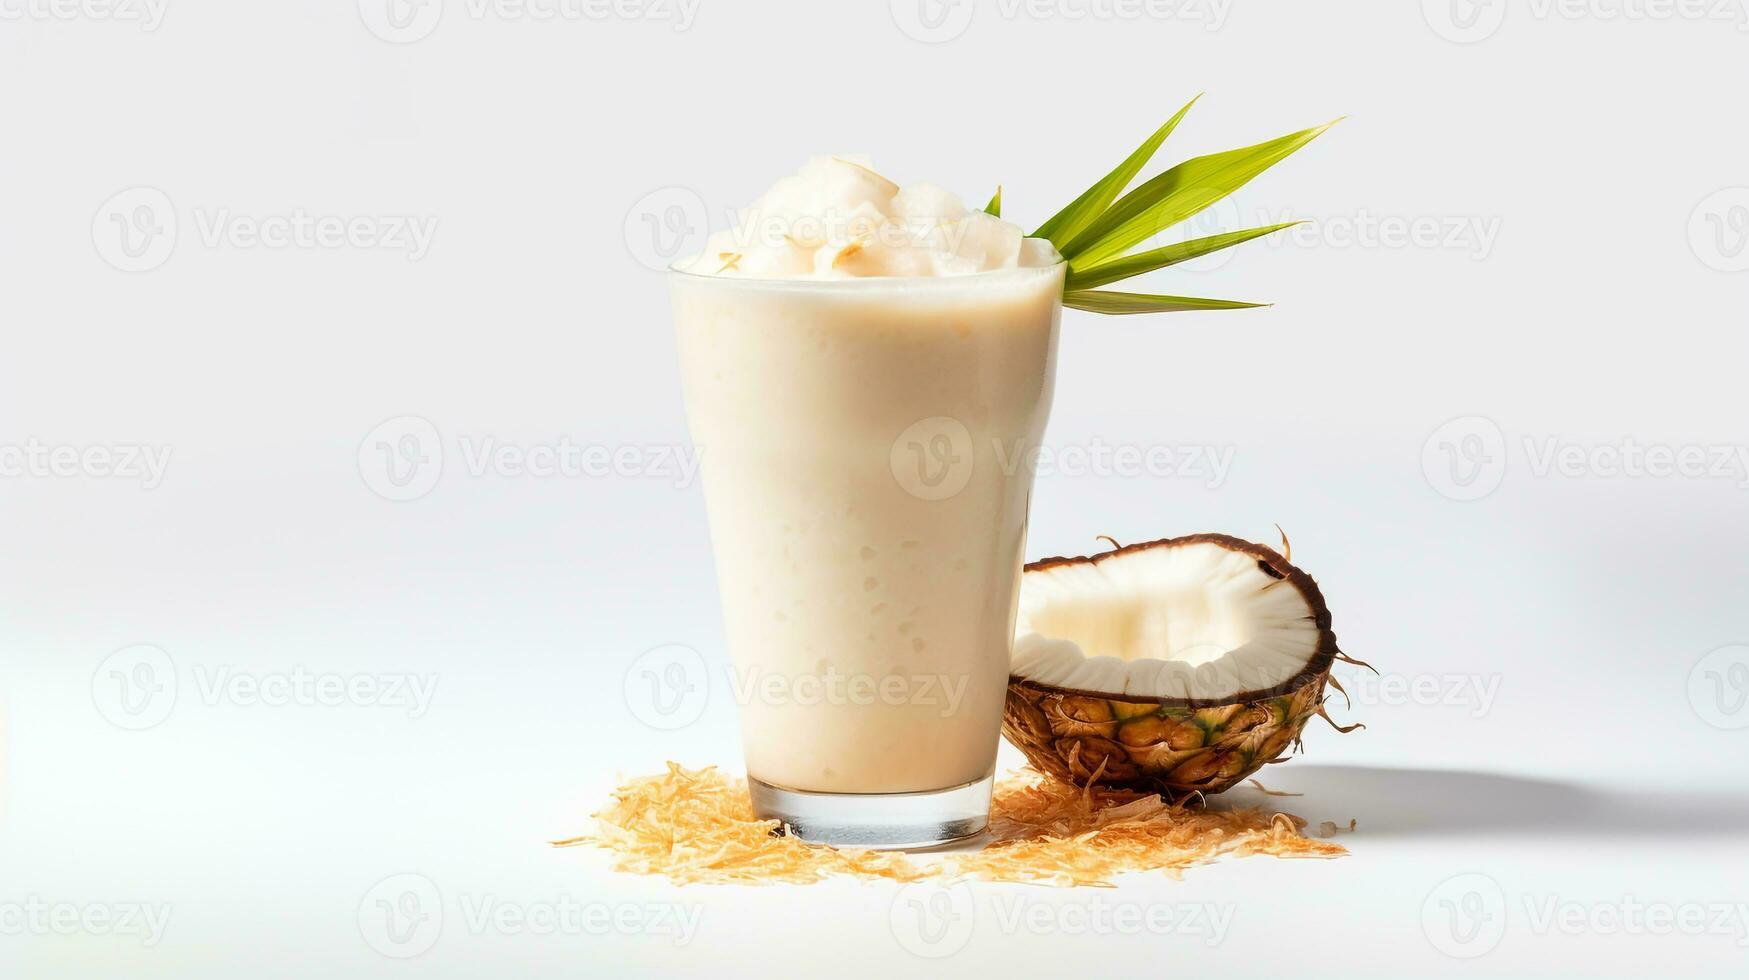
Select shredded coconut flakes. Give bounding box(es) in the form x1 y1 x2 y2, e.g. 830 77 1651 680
553 763 1347 886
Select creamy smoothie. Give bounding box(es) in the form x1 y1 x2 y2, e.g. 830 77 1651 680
671 157 1062 838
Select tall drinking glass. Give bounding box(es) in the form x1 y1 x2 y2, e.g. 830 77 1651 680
671 261 1063 847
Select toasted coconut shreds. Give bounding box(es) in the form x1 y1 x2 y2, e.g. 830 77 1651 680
550 762 924 885
553 763 1346 887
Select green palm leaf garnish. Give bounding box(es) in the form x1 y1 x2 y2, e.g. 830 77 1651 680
1062 291 1267 316
1065 221 1304 291
1033 94 1201 249
1061 121 1337 269
1012 99 1337 315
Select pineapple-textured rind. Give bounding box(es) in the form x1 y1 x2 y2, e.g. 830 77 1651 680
1003 672 1328 798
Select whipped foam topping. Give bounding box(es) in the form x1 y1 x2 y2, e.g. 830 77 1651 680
679 156 1060 279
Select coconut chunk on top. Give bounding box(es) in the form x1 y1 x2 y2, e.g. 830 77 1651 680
678 157 1059 279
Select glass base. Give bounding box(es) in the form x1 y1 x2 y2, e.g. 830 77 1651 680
748 774 993 850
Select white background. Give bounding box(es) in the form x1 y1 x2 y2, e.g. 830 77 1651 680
4 0 1749 976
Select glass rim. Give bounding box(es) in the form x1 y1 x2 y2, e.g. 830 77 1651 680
666 255 1067 293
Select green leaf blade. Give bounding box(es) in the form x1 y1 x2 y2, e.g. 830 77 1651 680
1062 119 1339 269
1065 221 1303 291
1062 290 1268 316
1031 94 1202 248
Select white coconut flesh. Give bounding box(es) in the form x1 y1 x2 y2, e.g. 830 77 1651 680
1012 539 1326 703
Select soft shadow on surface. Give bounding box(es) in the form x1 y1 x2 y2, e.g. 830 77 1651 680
1220 765 1749 839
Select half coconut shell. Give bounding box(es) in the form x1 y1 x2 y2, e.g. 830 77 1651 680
1002 533 1353 797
